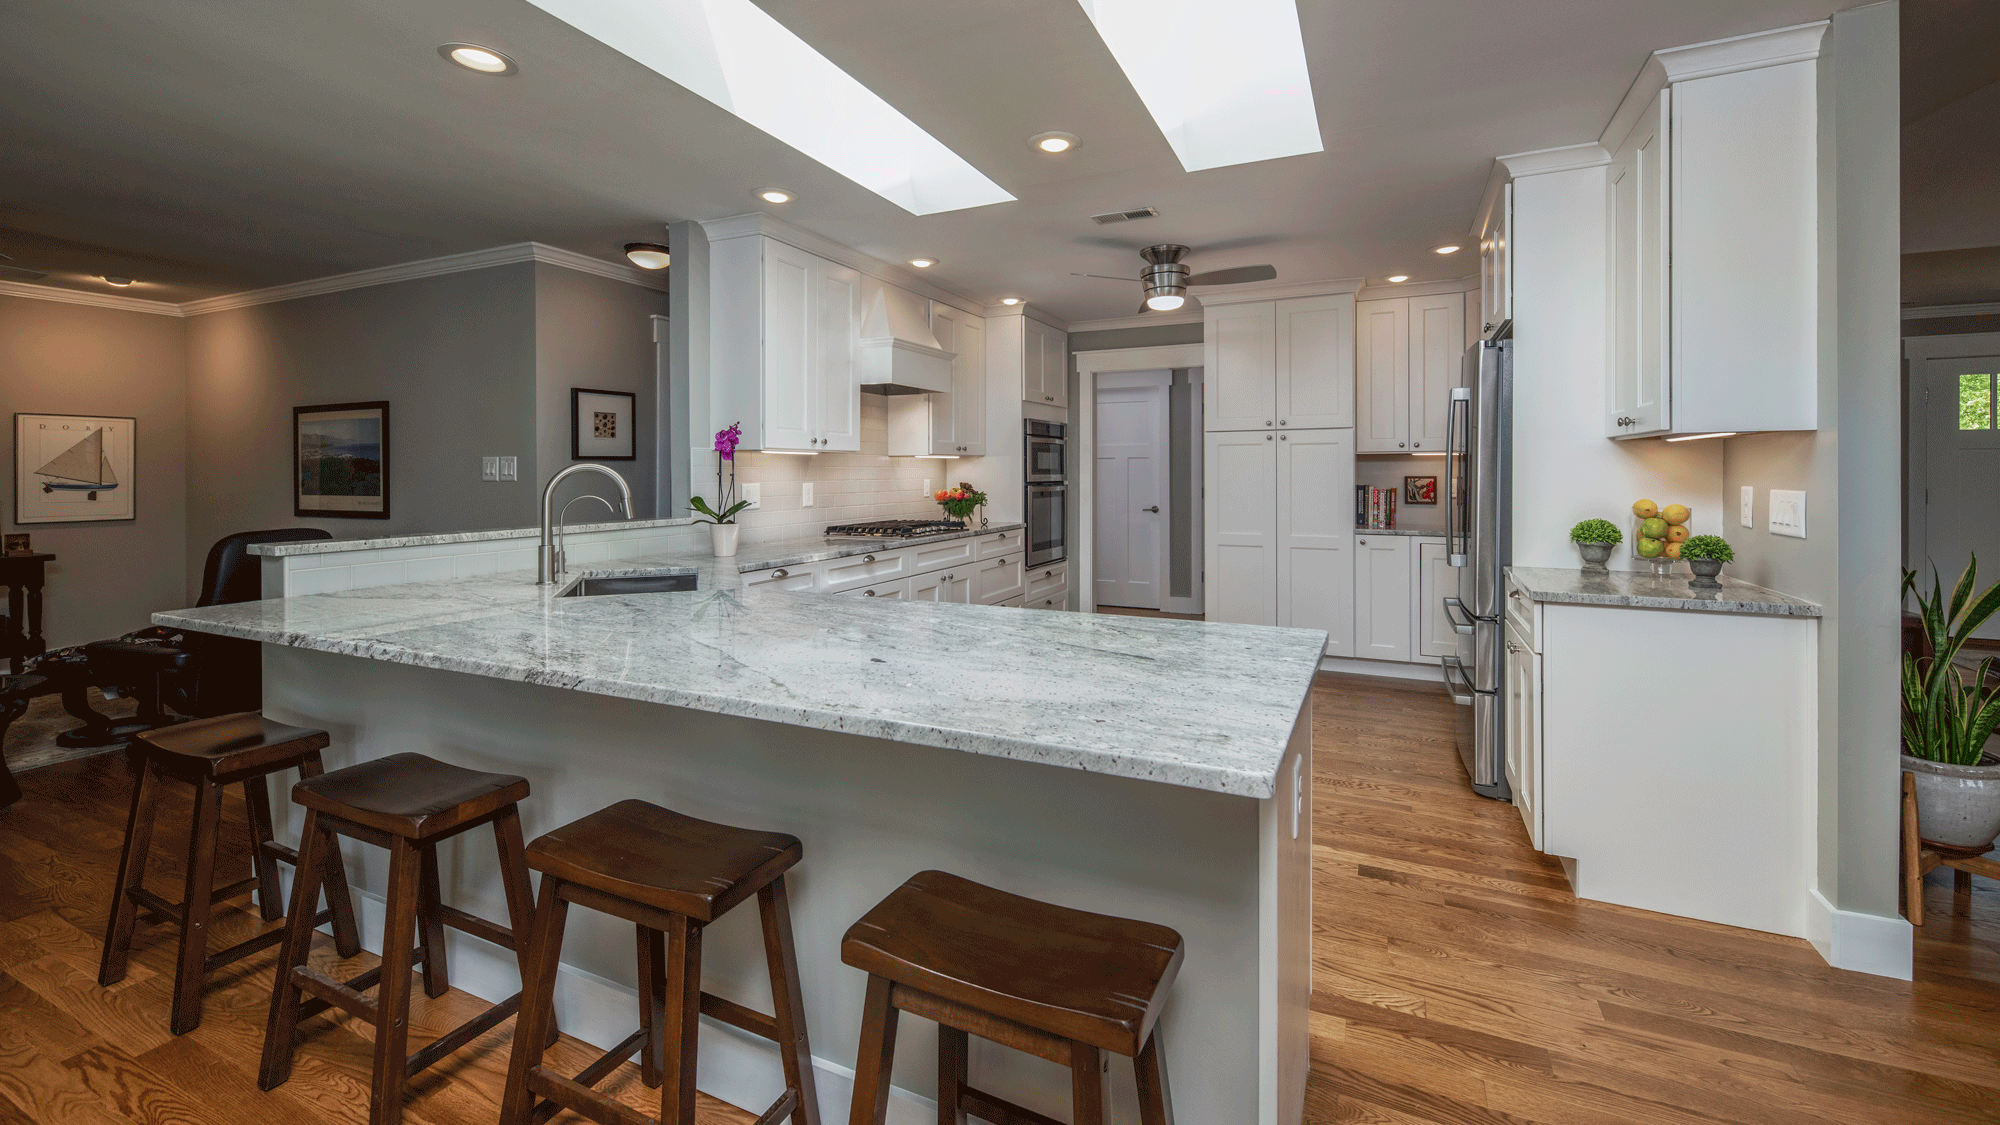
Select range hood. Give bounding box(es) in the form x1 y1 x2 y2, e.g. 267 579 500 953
857 285 953 394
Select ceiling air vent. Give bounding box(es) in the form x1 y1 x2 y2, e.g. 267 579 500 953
1090 206 1160 225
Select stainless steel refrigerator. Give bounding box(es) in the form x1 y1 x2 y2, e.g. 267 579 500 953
1442 325 1512 800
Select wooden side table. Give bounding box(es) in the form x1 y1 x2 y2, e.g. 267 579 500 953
0 553 54 675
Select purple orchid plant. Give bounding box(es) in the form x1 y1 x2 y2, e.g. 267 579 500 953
689 422 750 524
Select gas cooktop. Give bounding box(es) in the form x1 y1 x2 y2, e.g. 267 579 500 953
823 519 972 541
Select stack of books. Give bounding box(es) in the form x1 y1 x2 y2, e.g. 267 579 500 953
1355 486 1397 530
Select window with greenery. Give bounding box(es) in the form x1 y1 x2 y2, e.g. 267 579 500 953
1961 372 1995 430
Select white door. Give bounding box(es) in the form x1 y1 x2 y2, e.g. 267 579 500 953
1204 430 1279 626
1095 372 1171 609
1205 302 1277 431
1416 538 1460 660
1353 533 1412 660
1924 362 2000 638
1277 429 1355 655
761 243 816 451
1274 295 1354 429
1355 299 1410 452
813 259 862 451
1410 293 1464 453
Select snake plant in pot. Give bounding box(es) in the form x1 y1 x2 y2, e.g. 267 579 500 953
1902 556 2000 851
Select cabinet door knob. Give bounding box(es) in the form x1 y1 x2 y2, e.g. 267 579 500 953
1280 435 1288 441
1265 435 1273 441
1399 442 1406 448
1266 420 1273 427
1359 538 1367 544
1413 442 1421 448
1280 420 1287 426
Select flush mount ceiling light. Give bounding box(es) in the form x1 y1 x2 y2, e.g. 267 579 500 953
908 258 936 269
1386 275 1410 284
1074 0 1322 172
1030 131 1079 154
755 188 794 204
1433 244 1462 255
97 275 134 287
623 243 671 270
438 43 518 75
525 0 1014 215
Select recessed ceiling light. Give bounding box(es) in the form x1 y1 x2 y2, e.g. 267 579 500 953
526 0 1013 215
98 275 134 287
1000 298 1022 305
909 258 936 269
756 188 794 204
1030 131 1079 154
1432 244 1462 255
438 43 518 75
623 243 671 270
1387 275 1409 284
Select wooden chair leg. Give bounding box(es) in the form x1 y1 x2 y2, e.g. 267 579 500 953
1070 1042 1108 1125
637 924 666 1089
299 754 362 958
936 1024 968 1125
490 807 554 1046
1134 1029 1175 1125
260 809 330 1091
370 837 424 1125
169 777 224 1035
1902 771 1924 927
658 912 704 1125
243 774 285 923
757 877 821 1125
98 758 162 986
847 974 900 1125
416 847 450 999
500 876 569 1125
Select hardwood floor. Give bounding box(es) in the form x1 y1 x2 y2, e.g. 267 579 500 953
0 679 1995 1124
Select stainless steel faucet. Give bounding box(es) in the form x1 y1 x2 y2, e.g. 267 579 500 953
539 464 634 584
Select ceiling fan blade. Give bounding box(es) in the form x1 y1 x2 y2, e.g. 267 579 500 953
1072 272 1136 282
1186 264 1277 287
0 263 48 281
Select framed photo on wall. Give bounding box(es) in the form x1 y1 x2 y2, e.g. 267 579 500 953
14 413 136 524
572 388 636 461
296 401 390 519
1404 475 1438 505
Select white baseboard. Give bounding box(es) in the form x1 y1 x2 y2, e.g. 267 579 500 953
1318 656 1445 683
1805 889 1913 980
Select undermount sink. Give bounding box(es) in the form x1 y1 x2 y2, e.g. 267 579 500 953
560 571 698 597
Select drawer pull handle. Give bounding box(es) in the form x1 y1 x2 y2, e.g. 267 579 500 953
865 589 877 597
864 554 876 563
773 569 788 578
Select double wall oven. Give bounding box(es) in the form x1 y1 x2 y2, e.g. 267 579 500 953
1024 419 1067 567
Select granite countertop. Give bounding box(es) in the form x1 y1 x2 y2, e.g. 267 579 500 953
1507 566 1823 616
248 517 703 556
157 532 1323 799
1353 527 1446 538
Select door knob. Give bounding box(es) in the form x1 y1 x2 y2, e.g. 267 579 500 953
1143 506 1160 513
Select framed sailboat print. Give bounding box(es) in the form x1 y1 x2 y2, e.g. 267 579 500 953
14 414 135 523
295 401 390 519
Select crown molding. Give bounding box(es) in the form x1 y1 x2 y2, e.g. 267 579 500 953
1196 278 1365 308
0 278 186 317
1653 19 1827 84
1497 143 1611 179
698 212 988 318
530 243 670 291
1357 275 1481 302
1902 301 2000 321
1066 309 1204 334
976 303 1071 332
180 242 660 317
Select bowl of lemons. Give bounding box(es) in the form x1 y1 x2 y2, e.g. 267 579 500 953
1631 499 1693 574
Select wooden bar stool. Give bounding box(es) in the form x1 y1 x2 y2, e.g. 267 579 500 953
498 799 820 1125
258 752 538 1125
97 711 362 1034
842 871 1184 1125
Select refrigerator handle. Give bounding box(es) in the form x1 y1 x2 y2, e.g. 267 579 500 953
1441 596 1476 634
1446 387 1472 566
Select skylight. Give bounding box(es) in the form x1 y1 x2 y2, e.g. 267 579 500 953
1075 0 1323 172
525 0 1015 216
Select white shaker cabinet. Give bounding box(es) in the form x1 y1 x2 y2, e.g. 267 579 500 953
1351 534 1412 661
991 312 1068 410
1606 88 1671 437
1205 302 1277 432
1415 538 1461 660
888 305 987 456
708 233 862 453
1205 295 1355 432
1203 431 1279 627
1277 429 1356 656
1356 293 1465 453
1479 182 1513 334
1504 613 1543 850
909 568 973 603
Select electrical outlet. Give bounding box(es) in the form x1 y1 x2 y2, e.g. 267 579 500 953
1770 489 1807 538
801 482 814 508
1740 485 1754 528
740 483 761 510
481 457 499 482
499 456 518 482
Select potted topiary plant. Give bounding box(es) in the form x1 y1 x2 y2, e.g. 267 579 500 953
1902 558 2000 852
1679 535 1734 588
1569 519 1622 573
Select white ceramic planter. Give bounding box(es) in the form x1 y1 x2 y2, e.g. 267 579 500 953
709 523 739 558
1906 753 2000 851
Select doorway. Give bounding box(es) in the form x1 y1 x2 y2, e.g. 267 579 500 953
1095 372 1171 609
1915 353 2000 638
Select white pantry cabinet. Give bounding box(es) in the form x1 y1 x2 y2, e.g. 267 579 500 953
1479 182 1513 334
1204 294 1355 432
990 311 1068 410
1356 293 1464 453
1204 427 1356 652
1351 534 1412 661
888 305 987 456
708 233 862 453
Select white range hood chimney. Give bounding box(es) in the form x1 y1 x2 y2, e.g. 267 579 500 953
857 284 953 394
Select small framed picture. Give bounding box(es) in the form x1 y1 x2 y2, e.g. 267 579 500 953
14 413 136 524
296 401 390 519
1404 475 1438 505
4 533 31 555
572 388 636 461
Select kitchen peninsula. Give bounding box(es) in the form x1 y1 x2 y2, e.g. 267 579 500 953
155 519 1323 1125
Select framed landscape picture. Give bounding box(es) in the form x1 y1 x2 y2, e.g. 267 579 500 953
1404 475 1438 505
572 388 636 461
14 413 136 524
295 401 390 519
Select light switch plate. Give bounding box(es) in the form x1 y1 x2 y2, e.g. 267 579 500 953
1770 489 1806 538
499 456 518 482
481 457 499 482
740 483 760 510
801 482 814 507
1740 485 1754 528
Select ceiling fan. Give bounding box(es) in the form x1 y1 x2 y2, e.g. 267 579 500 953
1075 244 1277 314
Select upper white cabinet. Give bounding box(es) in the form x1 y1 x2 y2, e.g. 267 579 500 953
991 312 1068 410
1606 89 1670 437
888 305 987 456
1203 427 1356 653
1356 292 1464 453
1478 181 1512 334
710 233 862 453
1205 295 1354 432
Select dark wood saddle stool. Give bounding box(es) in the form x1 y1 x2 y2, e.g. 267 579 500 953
258 751 538 1125
842 870 1185 1125
98 711 361 1034
498 798 820 1125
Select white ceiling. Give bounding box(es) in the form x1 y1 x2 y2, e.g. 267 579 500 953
0 0 1847 319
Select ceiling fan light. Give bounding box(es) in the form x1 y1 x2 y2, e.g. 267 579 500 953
1146 293 1186 311
623 243 672 269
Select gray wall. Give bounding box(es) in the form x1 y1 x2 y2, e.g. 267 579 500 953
1069 320 1203 355
1721 2 1901 923
533 263 669 519
183 263 540 597
0 295 188 648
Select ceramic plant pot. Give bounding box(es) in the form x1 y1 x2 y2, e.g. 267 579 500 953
1575 541 1615 573
1906 753 2000 852
709 522 740 558
1687 558 1724 588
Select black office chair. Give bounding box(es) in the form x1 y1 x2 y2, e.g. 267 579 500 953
33 528 332 746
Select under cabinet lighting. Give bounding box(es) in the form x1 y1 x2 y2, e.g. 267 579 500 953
1411 451 1447 457
763 450 820 455
623 243 671 269
525 0 1014 215
1386 275 1409 284
1664 432 1738 442
1074 0 1321 172
439 44 518 75
916 455 961 460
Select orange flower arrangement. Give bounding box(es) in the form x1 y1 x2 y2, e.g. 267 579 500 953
933 482 987 522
